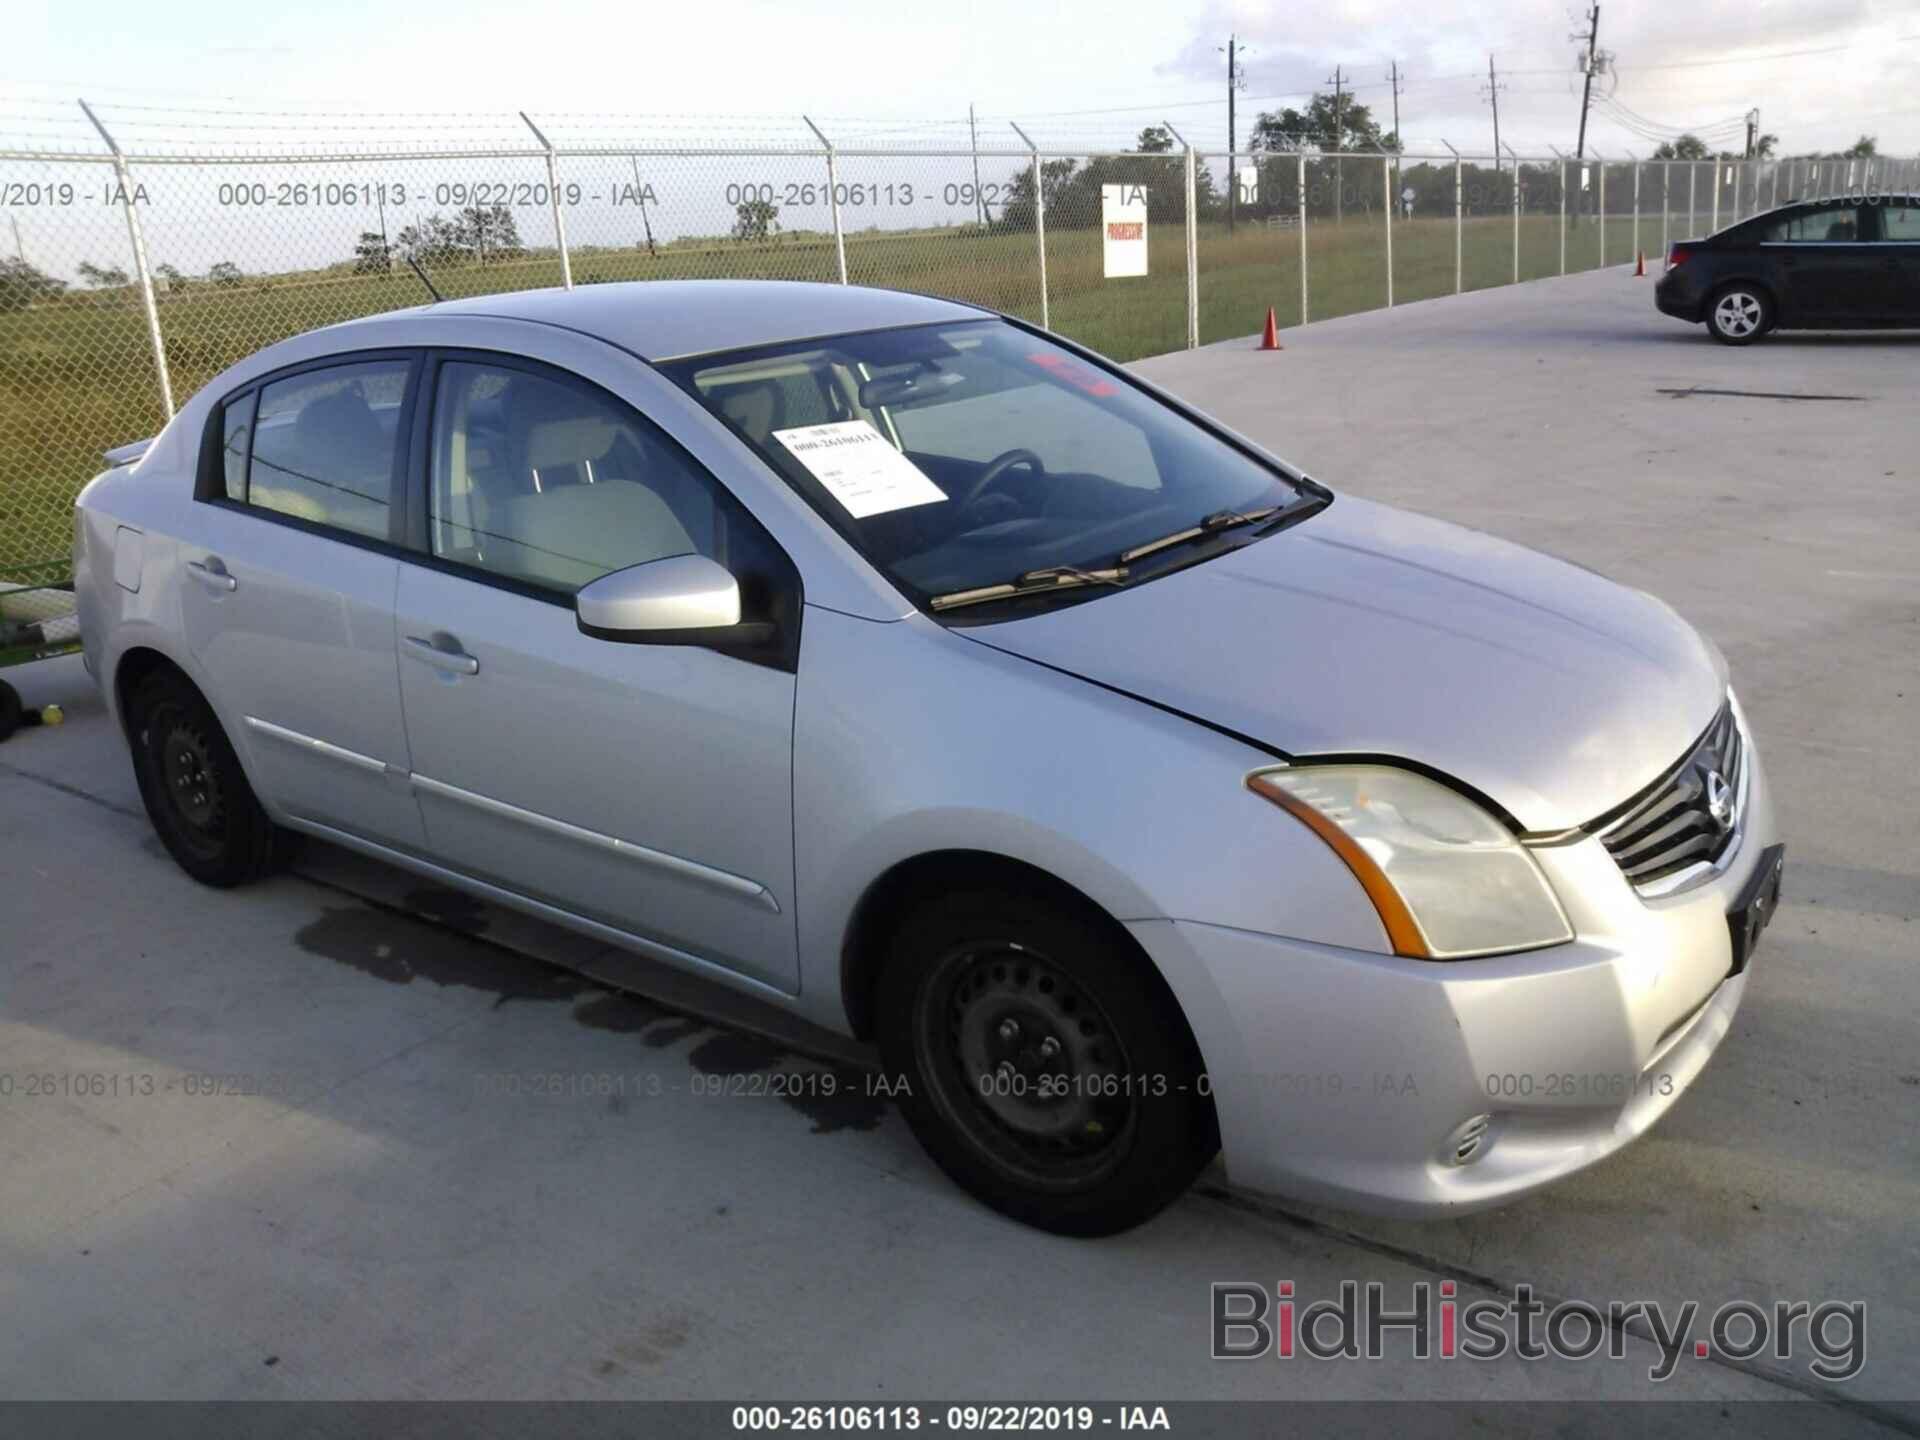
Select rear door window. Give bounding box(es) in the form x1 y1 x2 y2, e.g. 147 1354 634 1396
1762 206 1863 242
244 360 411 541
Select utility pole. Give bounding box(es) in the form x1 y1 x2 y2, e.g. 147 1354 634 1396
1572 5 1603 227
9 212 23 263
1743 108 1759 159
375 184 391 272
1386 59 1402 146
1574 6 1600 161
969 103 985 226
1221 36 1248 233
1484 55 1505 172
1327 64 1347 225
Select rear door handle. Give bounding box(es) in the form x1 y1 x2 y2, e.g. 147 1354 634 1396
186 558 237 593
403 634 479 676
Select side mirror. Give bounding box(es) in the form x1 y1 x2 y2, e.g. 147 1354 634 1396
576 553 742 641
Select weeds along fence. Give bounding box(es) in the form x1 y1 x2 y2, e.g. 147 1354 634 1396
3 105 1918 585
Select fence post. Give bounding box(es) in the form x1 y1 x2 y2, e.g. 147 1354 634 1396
1557 154 1567 275
1382 152 1394 307
802 117 848 285
1008 123 1047 330
1164 122 1199 349
1631 156 1640 264
1710 159 1720 234
78 99 174 420
1505 144 1520 283
1441 141 1461 294
1297 149 1308 325
1688 162 1697 236
1661 161 1670 262
519 112 573 290
1597 159 1606 266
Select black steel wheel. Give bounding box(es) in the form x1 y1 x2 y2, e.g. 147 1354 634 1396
127 667 292 886
878 887 1217 1236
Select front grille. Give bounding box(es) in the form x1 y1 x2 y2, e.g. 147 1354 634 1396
1598 703 1745 896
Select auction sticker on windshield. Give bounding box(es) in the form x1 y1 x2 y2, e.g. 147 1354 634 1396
773 420 950 519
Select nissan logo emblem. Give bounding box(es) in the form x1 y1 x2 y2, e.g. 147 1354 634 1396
1703 768 1735 832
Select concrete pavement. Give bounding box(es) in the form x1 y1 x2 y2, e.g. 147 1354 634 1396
1 267 1914 1421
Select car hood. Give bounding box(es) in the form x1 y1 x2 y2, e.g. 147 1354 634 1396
964 496 1727 832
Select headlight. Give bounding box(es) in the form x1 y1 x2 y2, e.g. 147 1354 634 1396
1247 764 1572 960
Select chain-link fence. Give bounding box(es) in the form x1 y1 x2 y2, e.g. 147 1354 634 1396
4 104 1918 587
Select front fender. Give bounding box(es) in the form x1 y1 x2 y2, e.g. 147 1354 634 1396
789 607 1390 1034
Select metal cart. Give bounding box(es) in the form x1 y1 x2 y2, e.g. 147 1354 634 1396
0 580 79 740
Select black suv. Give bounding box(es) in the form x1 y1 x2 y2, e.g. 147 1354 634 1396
1655 194 1920 344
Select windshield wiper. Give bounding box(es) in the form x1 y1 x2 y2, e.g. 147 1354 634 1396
1117 505 1287 565
929 564 1130 613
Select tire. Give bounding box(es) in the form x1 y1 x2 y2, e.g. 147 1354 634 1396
1707 284 1772 345
876 887 1218 1236
0 680 20 743
127 667 292 886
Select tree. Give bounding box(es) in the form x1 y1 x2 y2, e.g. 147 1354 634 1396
1249 92 1388 154
0 256 66 311
996 157 1079 233
154 262 190 292
731 198 779 243
1652 135 1711 160
458 204 523 262
208 261 244 287
76 260 130 288
1842 135 1877 157
353 231 392 274
395 214 465 265
1245 91 1394 223
1753 133 1779 159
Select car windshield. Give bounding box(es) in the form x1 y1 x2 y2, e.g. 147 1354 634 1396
661 319 1315 614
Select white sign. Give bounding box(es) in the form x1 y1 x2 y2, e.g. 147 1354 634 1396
1235 166 1259 205
772 420 949 520
1101 184 1149 278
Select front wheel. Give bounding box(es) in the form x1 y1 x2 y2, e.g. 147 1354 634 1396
1707 285 1772 344
127 667 293 886
877 888 1218 1236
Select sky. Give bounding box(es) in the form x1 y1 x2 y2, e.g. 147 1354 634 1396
3 0 1916 282
5 0 1917 158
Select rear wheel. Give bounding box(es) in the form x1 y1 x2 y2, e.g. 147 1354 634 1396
127 667 292 886
1707 284 1771 344
877 887 1217 1236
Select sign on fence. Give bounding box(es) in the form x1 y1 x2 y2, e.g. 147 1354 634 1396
1101 184 1148 278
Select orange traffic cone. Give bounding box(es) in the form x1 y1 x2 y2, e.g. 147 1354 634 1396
1633 250 1646 277
1260 307 1282 350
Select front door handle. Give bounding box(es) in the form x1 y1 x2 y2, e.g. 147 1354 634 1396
186 558 237 593
403 634 479 676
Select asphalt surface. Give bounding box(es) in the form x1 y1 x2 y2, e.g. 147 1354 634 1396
1 267 1914 1424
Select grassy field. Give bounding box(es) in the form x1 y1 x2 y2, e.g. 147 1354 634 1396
0 213 1646 583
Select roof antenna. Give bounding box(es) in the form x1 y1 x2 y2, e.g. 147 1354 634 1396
405 254 444 304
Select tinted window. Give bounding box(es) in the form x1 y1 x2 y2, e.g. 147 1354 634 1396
1876 205 1920 241
221 392 254 502
1762 206 1861 242
429 361 730 594
247 360 408 539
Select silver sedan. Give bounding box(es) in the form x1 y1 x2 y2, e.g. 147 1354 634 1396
74 280 1783 1235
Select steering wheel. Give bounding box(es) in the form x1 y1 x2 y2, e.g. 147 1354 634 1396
956 448 1046 510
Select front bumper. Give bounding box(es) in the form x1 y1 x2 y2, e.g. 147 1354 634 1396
1132 738 1779 1217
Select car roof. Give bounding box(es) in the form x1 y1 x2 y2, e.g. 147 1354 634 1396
348 279 991 363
